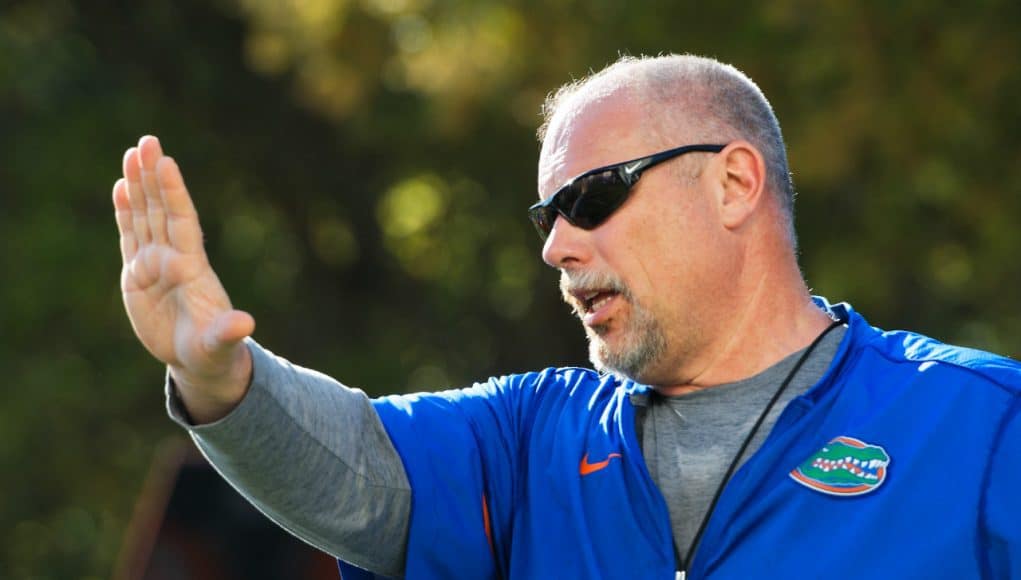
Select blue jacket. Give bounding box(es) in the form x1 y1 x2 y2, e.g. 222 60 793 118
339 300 1021 579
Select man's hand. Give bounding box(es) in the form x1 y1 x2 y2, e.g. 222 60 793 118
114 135 255 423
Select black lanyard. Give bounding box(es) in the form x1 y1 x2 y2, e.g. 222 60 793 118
674 319 845 580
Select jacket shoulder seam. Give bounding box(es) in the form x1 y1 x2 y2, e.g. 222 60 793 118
859 340 1021 396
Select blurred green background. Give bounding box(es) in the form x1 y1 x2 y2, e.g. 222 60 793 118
2 0 1019 577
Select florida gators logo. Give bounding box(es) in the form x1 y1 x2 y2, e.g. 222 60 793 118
790 436 890 496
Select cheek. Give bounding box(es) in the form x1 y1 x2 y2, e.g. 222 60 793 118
594 184 719 295
630 202 724 306
613 216 683 301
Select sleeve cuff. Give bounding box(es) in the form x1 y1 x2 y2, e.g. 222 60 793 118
165 337 268 432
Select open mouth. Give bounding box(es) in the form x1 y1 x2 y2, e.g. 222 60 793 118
807 456 885 481
560 271 629 325
577 289 619 313
568 289 623 325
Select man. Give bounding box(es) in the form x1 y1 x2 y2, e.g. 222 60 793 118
114 55 1020 578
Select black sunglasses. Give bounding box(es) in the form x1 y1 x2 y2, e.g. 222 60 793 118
528 143 727 240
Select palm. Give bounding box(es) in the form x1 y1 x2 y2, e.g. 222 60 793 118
122 240 224 367
114 137 254 381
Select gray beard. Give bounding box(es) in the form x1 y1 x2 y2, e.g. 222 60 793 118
559 269 668 381
587 299 667 381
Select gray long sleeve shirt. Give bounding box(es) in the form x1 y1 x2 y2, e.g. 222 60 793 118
166 339 410 577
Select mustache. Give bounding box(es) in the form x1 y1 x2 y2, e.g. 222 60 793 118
559 269 633 314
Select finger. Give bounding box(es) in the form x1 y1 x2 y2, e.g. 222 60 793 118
122 147 151 245
112 178 138 263
138 135 169 245
156 156 204 255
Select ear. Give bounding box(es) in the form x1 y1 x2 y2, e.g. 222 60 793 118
714 141 767 230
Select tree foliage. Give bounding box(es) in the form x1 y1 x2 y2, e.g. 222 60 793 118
1 0 1019 576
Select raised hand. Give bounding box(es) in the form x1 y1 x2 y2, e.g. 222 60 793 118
114 136 255 421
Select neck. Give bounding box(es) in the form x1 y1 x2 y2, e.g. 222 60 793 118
654 254 832 397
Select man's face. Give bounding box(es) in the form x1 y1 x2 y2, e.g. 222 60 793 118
537 89 734 385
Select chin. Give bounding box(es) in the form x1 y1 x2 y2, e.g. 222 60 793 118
588 333 663 382
581 299 668 382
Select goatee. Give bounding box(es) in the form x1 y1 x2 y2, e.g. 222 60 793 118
560 270 667 381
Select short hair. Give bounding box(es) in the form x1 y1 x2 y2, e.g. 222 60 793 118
539 54 796 243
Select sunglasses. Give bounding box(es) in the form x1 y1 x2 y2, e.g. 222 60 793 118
528 143 727 240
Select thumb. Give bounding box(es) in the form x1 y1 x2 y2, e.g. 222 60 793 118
203 309 256 355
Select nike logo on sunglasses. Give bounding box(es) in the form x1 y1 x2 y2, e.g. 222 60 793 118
623 161 643 175
528 143 726 240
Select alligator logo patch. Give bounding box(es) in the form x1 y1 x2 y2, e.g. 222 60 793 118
789 436 890 496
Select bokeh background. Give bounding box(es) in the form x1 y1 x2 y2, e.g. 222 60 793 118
2 0 1020 577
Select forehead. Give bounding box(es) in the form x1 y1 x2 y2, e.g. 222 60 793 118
537 88 655 200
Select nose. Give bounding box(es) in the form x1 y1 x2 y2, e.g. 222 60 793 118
541 215 592 268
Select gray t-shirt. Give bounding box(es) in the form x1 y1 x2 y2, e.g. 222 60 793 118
168 326 845 576
632 325 845 566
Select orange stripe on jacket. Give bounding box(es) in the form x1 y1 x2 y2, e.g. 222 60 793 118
482 493 494 556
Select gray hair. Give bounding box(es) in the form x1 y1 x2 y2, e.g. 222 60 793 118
539 54 796 243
